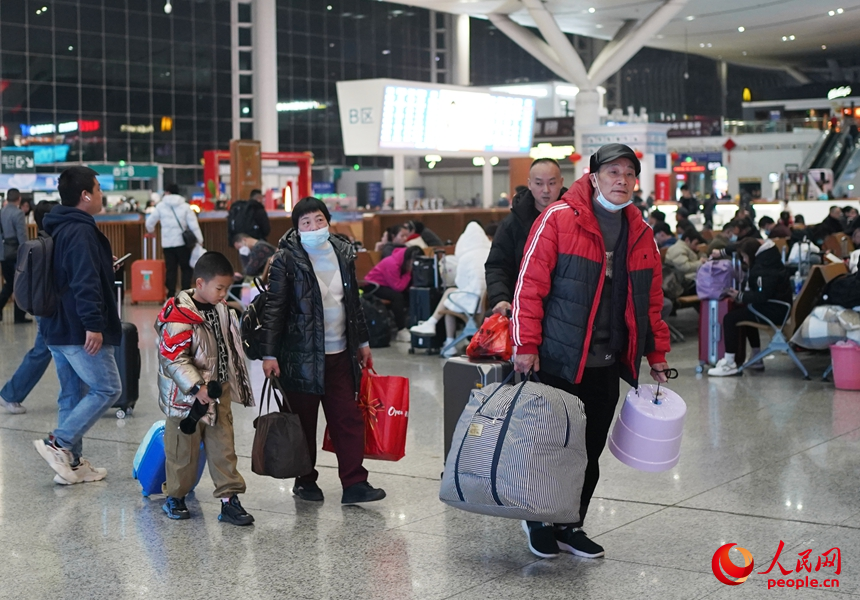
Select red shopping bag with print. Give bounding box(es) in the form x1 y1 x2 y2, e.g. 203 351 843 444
323 368 409 461
466 313 513 361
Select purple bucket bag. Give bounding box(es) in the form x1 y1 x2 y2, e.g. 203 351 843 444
696 259 736 299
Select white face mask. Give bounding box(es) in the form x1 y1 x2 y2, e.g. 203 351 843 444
592 177 632 212
238 246 251 257
300 226 330 249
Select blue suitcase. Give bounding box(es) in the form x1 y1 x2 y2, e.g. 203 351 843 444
133 420 207 497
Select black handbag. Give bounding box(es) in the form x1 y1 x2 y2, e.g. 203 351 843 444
251 376 312 479
168 205 198 249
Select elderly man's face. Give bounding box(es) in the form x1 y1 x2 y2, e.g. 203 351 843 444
591 158 636 206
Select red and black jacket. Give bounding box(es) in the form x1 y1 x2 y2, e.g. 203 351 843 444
511 174 670 387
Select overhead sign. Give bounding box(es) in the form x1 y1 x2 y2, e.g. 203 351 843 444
0 173 114 191
90 164 159 179
19 120 99 136
0 150 35 174
827 86 852 100
5 145 69 164
337 78 536 158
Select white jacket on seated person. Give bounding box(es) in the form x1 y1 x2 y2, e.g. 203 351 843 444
443 222 491 315
145 194 204 249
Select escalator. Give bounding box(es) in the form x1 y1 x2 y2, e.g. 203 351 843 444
802 128 839 171
833 133 860 197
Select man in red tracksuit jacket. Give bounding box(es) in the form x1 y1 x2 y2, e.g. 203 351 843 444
512 143 672 560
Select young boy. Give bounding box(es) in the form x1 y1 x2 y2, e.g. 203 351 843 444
155 251 256 525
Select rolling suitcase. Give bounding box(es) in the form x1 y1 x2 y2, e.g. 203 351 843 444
442 356 512 457
409 286 446 354
133 420 207 497
131 235 166 304
112 282 141 419
696 255 742 372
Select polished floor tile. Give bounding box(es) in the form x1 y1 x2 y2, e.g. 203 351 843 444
0 304 858 599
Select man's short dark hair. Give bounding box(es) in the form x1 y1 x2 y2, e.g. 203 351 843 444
677 208 690 219
682 227 705 245
58 166 98 207
530 158 561 171
232 232 254 245
795 214 805 225
843 205 854 215
291 196 331 229
680 185 689 192
250 189 262 200
758 216 775 229
653 222 672 236
650 209 666 222
193 251 234 282
166 183 180 195
34 200 58 230
722 222 737 232
6 188 20 203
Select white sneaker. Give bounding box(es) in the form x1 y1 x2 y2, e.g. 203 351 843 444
395 329 412 343
410 320 437 335
708 358 739 377
33 438 76 482
53 458 107 485
0 399 26 414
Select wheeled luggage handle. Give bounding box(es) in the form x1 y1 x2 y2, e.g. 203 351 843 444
143 233 158 261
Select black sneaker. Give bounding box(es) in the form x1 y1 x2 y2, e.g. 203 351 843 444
163 496 190 520
555 526 605 558
341 481 386 504
218 495 255 526
521 521 560 558
292 481 324 502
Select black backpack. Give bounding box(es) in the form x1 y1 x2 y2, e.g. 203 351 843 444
240 278 268 360
14 231 61 317
228 201 259 240
361 294 392 348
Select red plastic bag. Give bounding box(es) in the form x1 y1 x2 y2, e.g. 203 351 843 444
323 368 409 461
466 313 513 361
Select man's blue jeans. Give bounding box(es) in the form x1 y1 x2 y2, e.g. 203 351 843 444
49 344 121 459
0 319 53 404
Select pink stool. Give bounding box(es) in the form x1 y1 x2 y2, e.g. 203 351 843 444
608 384 686 472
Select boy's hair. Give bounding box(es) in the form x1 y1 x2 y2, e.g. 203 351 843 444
58 166 98 207
193 252 234 282
291 197 331 229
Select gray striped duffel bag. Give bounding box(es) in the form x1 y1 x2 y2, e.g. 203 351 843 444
439 375 587 522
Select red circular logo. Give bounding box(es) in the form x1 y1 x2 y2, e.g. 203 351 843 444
712 543 755 585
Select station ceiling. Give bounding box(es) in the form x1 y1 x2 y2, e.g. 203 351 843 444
395 0 860 68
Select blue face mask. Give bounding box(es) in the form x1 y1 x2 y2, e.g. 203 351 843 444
729 234 738 242
593 178 632 212
300 226 330 249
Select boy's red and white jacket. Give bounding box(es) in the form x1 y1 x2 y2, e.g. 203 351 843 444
154 291 254 424
511 174 670 387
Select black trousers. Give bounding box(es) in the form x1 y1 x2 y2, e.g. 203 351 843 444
539 363 621 528
723 304 788 355
0 258 27 321
163 245 192 298
370 285 408 329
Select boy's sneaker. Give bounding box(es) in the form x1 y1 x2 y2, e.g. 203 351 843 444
293 481 324 502
555 526 605 558
33 437 76 482
163 496 191 520
521 521 560 558
342 481 386 504
219 495 254 526
0 399 26 414
52 458 107 485
708 357 739 377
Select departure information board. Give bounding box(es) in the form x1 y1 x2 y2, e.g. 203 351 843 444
378 85 535 154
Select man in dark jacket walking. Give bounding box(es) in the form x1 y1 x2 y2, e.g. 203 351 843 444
227 189 271 243
512 144 671 560
261 197 385 506
0 188 30 323
484 158 566 315
33 167 122 485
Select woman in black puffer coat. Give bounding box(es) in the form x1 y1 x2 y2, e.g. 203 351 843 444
708 238 792 377
260 197 385 505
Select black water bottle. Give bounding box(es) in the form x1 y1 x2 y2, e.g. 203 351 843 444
179 381 223 434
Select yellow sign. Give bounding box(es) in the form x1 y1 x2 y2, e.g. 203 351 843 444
160 116 173 132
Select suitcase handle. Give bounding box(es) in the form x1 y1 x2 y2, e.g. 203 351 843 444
143 234 158 260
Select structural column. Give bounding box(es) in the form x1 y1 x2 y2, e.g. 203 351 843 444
253 0 280 193
452 14 470 86
482 160 493 208
393 154 406 210
574 89 601 178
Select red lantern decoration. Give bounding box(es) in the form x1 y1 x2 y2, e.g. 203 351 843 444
569 152 582 163
634 150 644 159
723 138 736 152
670 151 680 162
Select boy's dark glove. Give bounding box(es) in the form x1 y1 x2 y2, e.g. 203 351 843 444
179 381 223 434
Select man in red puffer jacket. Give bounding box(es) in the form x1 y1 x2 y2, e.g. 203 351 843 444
512 143 672 561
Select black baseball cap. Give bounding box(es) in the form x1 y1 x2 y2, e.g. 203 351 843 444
589 143 641 176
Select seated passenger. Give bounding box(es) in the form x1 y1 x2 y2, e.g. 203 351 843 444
653 222 677 248
410 222 491 357
407 220 444 247
232 233 276 278
363 246 424 343
666 227 706 296
759 216 791 239
708 238 792 377
375 224 409 258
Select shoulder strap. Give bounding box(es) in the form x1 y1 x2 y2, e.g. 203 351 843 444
167 205 187 231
